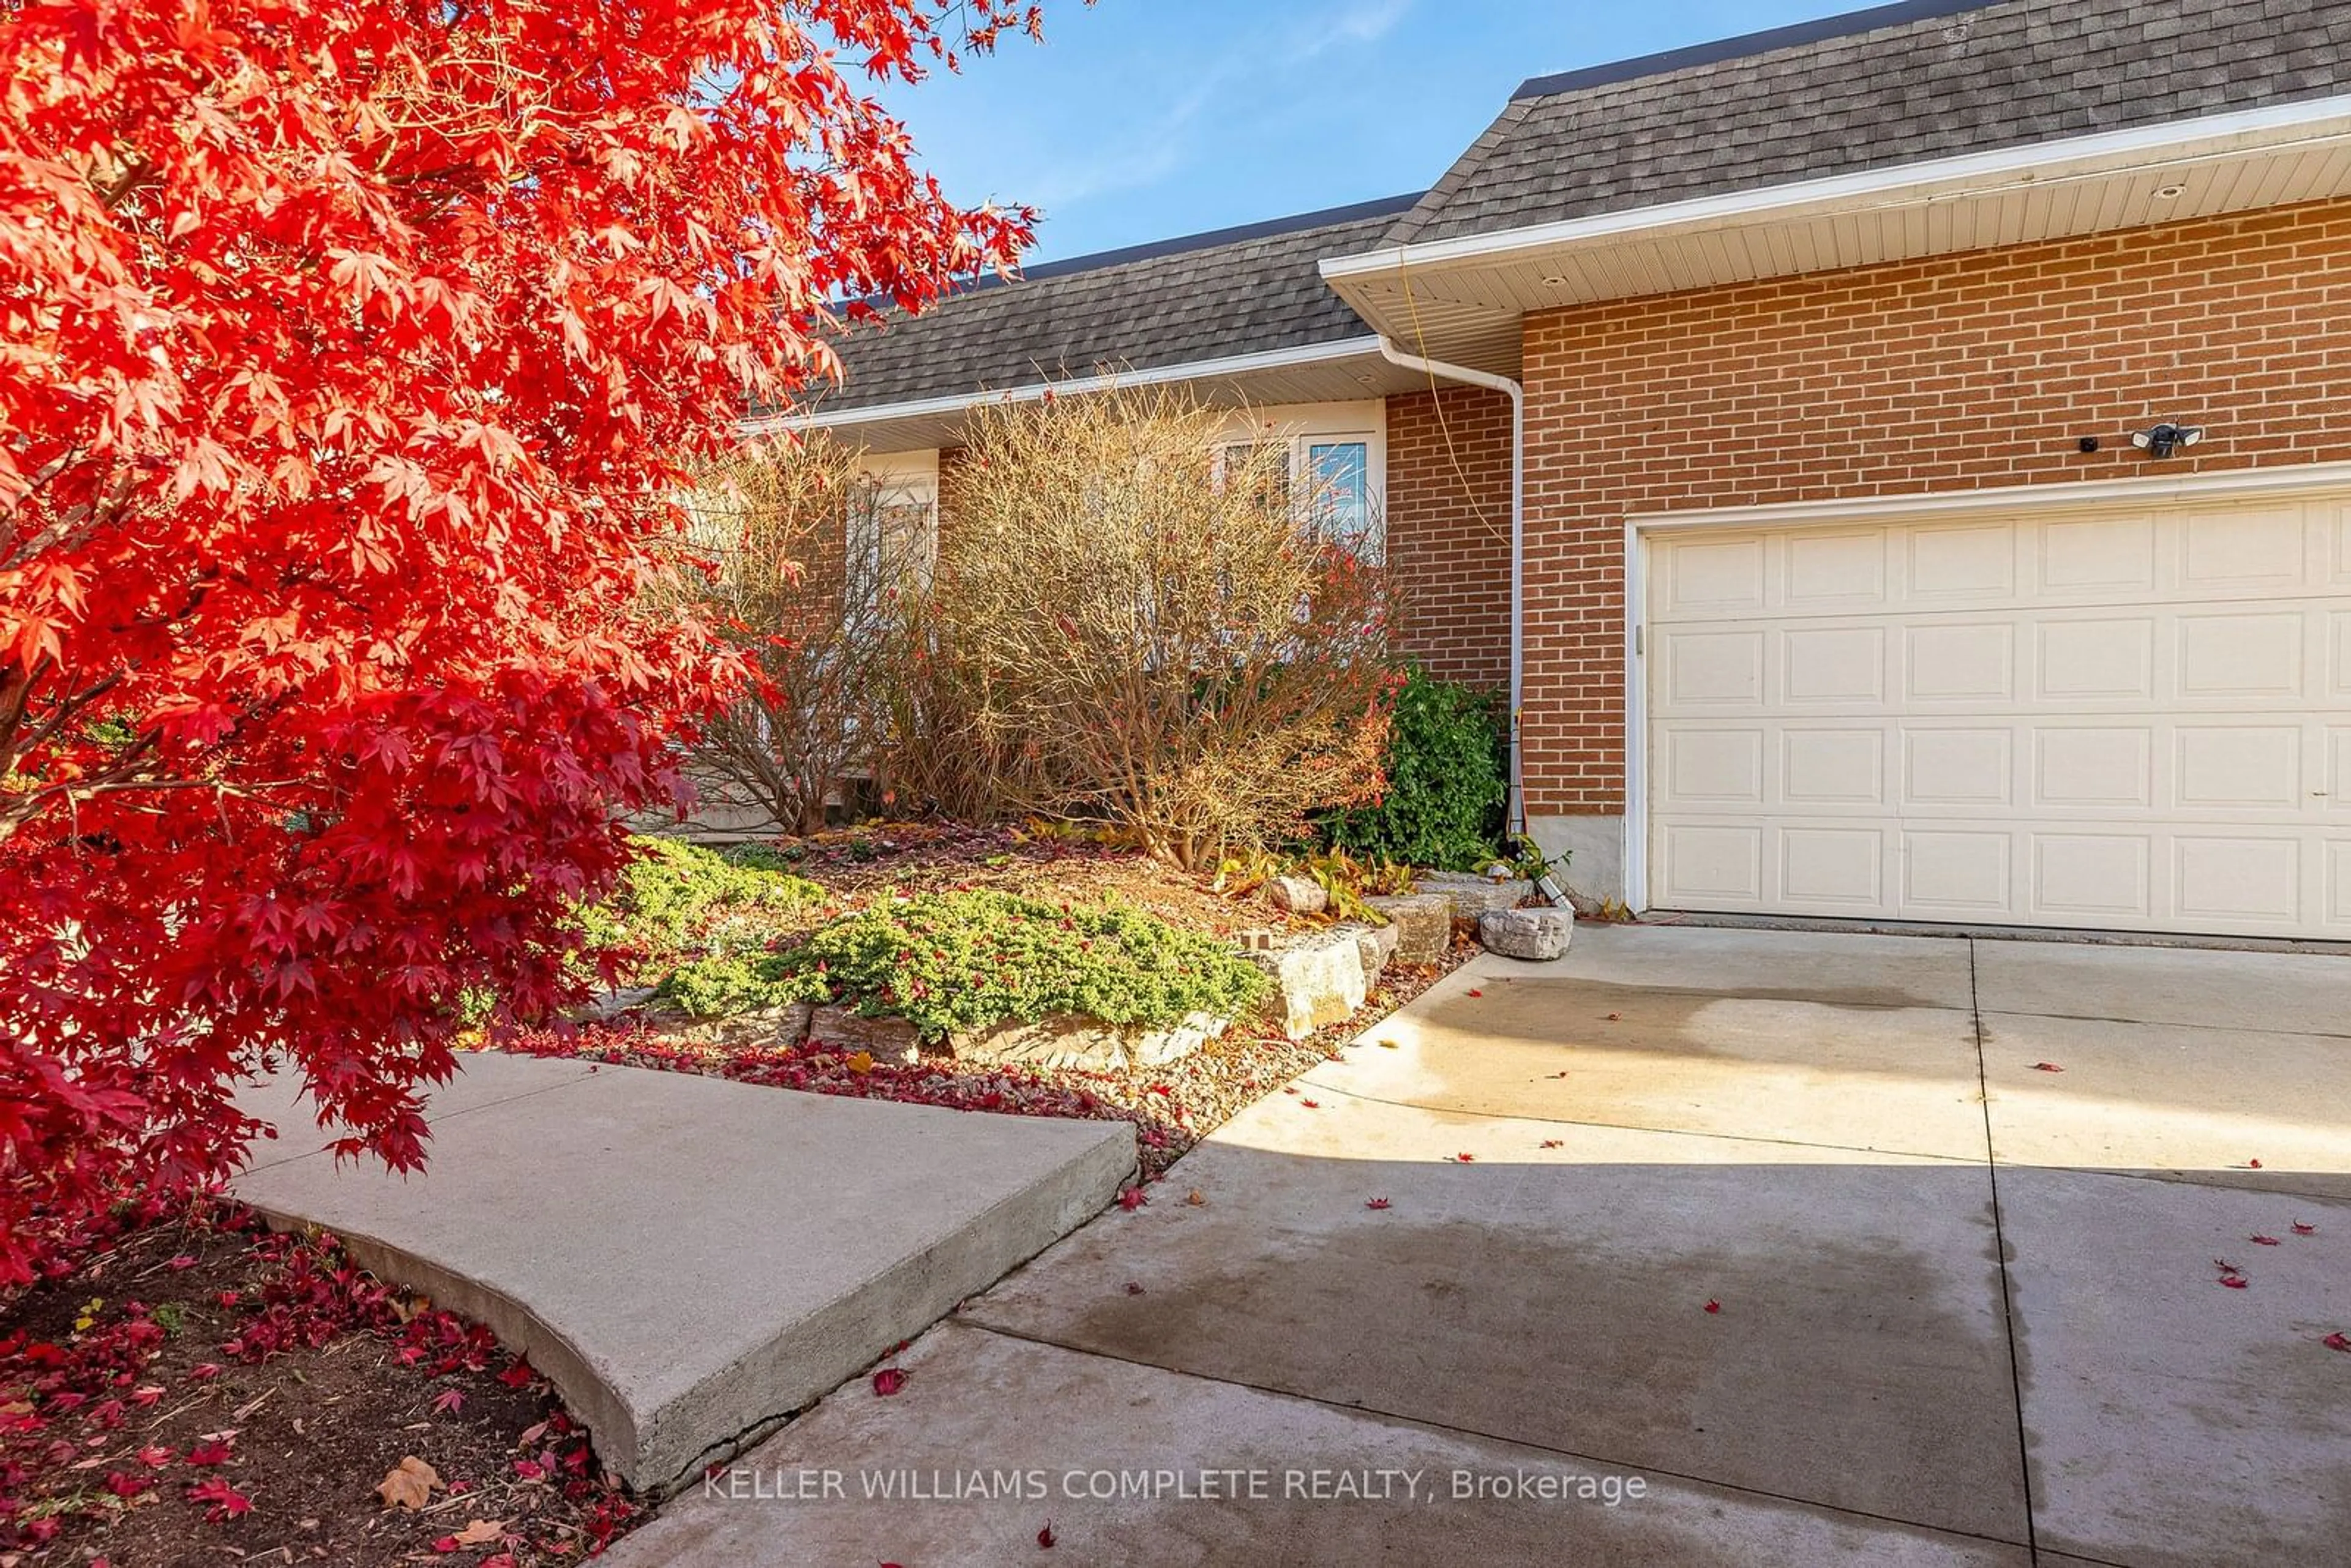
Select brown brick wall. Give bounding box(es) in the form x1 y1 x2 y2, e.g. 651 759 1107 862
1515 196 2351 816
1382 384 1515 691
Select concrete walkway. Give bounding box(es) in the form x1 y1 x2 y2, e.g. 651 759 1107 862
613 926 2351 1567
230 1054 1134 1493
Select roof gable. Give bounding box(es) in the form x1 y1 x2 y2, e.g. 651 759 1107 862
1387 0 2351 246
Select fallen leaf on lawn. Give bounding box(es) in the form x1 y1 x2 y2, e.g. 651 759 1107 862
2030 1062 2064 1073
377 1455 442 1510
1038 1520 1057 1548
1117 1187 1150 1211
1704 1300 1722 1315
514 1421 549 1448
2293 1221 2318 1236
2324 1333 2350 1353
451 1519 505 1546
431 1388 465 1416
167 1255 198 1271
2251 1235 2282 1247
1365 1198 1392 1210
187 1363 222 1382
186 1436 234 1467
845 1051 875 1075
872 1368 908 1397
497 1360 534 1388
1184 1190 1205 1207
136 1446 171 1469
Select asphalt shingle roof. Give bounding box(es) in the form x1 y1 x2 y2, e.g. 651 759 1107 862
1384 0 2351 246
812 195 1418 414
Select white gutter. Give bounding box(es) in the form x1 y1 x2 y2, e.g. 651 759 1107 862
1374 338 1536 857
1322 94 2351 283
743 335 1392 437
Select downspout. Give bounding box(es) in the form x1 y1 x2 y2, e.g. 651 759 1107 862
1374 339 1553 897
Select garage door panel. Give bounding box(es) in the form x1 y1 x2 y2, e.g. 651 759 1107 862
1648 493 2351 939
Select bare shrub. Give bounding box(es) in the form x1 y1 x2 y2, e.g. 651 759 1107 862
913 387 1399 868
669 438 931 833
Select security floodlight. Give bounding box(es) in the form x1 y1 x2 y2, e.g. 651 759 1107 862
2131 423 2204 459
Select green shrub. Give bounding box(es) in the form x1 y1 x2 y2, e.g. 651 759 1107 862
577 835 825 965
656 890 1269 1037
1319 668 1506 871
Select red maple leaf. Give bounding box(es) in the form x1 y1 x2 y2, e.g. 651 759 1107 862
1365 1197 1392 1210
186 1437 234 1466
1038 1520 1057 1548
2248 1158 2263 1169
2293 1221 2318 1236
1703 1299 1722 1314
1299 1099 1320 1109
872 1368 908 1397
2251 1235 2282 1247
2324 1333 2350 1353
2218 1275 2249 1289
1466 989 1484 999
2030 1062 2064 1073
1116 1187 1150 1212
186 1476 251 1521
1452 1152 1475 1164
432 1388 465 1415
1123 1282 1145 1296
1540 1139 1563 1149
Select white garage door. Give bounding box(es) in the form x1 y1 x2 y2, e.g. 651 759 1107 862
1644 490 2351 939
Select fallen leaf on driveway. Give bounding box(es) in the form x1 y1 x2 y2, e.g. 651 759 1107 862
2030 1062 2064 1073
872 1368 908 1397
2248 1158 2263 1169
1605 1012 1621 1022
1038 1520 1057 1548
377 1455 442 1510
1704 1300 1721 1315
2324 1333 2349 1353
1185 1190 1206 1206
1117 1187 1150 1211
1540 1139 1563 1149
1123 1282 1145 1296
2293 1221 2318 1236
2251 1235 2282 1247
1466 989 1483 999
1376 1038 1398 1049
1451 1153 1474 1163
1299 1099 1320 1109
2218 1275 2249 1290
1365 1198 1392 1210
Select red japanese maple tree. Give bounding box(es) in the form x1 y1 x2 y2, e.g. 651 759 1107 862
0 0 1042 1283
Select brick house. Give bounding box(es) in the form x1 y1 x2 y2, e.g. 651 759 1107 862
752 0 2351 943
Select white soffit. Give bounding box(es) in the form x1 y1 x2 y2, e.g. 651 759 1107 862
1321 96 2351 376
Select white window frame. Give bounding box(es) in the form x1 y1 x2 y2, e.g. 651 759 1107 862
847 449 940 610
1213 400 1387 564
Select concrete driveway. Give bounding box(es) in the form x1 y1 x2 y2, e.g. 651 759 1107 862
614 926 2351 1567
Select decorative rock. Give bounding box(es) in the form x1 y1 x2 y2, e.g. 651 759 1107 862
1335 920 1398 988
1479 906 1575 961
571 986 659 1023
673 1001 812 1049
1267 875 1328 917
1414 871 1535 920
951 1011 1228 1073
1363 893 1452 966
1247 929 1369 1041
806 1005 923 1062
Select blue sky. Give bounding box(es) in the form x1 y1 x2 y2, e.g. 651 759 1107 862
880 1 1877 264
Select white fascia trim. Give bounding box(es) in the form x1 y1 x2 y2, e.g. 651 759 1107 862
1320 94 2351 283
742 336 1392 436
1629 459 2351 531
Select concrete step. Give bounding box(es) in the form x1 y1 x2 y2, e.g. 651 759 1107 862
230 1053 1136 1493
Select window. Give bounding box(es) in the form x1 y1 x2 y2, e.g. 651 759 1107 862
1215 429 1382 564
846 457 938 620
